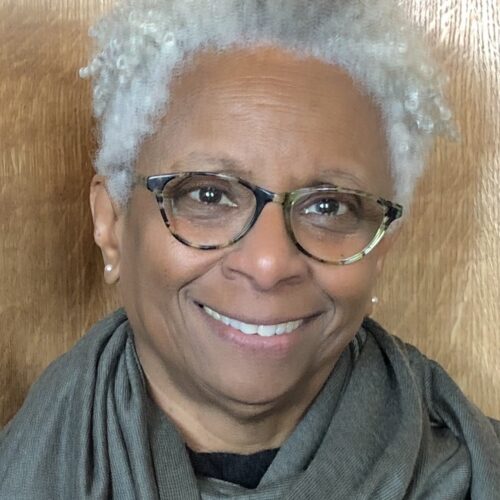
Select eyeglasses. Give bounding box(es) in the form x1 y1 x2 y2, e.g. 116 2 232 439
135 171 403 265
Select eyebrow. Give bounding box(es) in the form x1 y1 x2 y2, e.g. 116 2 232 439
168 152 253 177
308 168 367 190
165 153 368 190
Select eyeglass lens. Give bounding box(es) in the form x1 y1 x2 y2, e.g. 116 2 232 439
162 174 386 262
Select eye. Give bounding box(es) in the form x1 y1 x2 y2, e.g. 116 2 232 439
302 197 348 217
188 186 237 207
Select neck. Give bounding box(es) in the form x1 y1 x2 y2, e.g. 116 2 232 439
143 361 334 454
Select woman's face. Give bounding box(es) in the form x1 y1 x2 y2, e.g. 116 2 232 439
97 48 395 411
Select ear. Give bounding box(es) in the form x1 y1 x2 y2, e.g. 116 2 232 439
89 175 124 285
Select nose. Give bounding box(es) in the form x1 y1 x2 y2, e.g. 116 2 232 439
221 203 310 291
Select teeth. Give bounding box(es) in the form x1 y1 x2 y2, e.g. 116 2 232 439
203 306 303 337
258 325 277 337
276 324 287 335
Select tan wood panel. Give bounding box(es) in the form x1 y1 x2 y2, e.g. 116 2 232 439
375 0 500 418
1 0 498 426
0 0 119 426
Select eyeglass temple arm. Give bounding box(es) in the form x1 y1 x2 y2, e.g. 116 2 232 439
384 204 403 227
134 174 179 193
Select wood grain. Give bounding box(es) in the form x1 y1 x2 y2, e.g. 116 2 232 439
1 0 498 426
375 0 500 418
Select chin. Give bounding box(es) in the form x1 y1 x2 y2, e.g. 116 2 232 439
203 365 311 411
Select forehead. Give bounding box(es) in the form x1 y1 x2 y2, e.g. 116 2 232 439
137 47 393 197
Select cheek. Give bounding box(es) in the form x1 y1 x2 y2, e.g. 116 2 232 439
119 196 223 310
315 256 379 307
118 195 184 304
309 256 380 366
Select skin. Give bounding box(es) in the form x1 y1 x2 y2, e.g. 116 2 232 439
90 47 398 454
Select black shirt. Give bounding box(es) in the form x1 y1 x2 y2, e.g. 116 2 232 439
187 447 280 489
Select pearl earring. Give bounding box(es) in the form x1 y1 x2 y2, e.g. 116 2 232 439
371 296 379 305
104 264 113 273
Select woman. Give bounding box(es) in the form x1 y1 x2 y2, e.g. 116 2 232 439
1 0 499 498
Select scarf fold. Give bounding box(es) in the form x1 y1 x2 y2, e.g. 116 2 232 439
1 309 499 499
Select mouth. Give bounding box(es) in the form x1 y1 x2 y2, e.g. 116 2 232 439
200 304 308 338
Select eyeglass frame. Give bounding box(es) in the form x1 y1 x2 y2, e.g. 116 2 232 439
134 171 403 265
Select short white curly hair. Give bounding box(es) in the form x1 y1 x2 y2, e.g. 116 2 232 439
80 0 455 206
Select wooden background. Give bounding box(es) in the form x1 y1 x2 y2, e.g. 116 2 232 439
0 0 498 426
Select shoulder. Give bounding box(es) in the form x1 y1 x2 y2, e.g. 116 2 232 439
360 318 500 494
361 317 500 460
3 309 130 421
0 309 131 491
362 316 467 394
362 317 498 422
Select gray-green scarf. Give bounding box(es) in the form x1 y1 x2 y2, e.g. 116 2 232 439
1 309 499 499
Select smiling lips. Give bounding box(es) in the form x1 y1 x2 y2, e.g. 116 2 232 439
203 305 304 337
